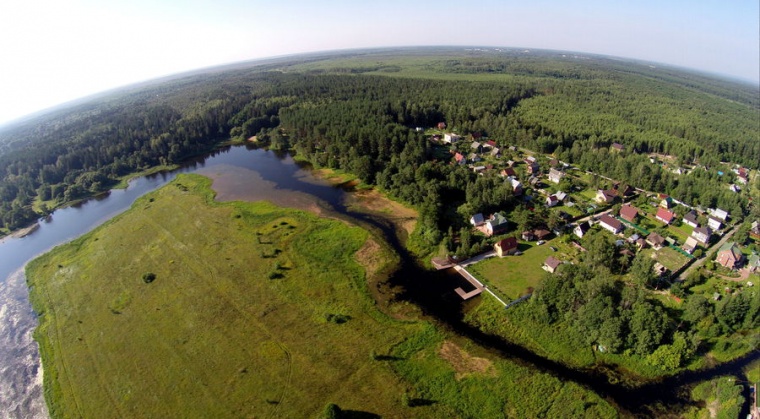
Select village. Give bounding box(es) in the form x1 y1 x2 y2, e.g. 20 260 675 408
428 125 760 309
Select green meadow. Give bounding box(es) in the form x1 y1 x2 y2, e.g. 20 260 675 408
27 174 617 418
27 174 431 418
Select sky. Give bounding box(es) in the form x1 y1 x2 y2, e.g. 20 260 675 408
0 0 758 126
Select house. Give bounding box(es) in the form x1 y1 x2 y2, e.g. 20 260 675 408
682 210 699 228
485 213 509 236
494 237 518 257
470 213 485 226
660 196 674 209
595 189 618 204
508 177 523 196
737 168 749 184
471 142 482 153
472 165 486 173
554 191 567 201
468 153 481 163
490 147 501 157
525 157 540 175
574 221 591 238
747 254 760 272
708 216 723 231
682 237 699 254
543 256 563 273
653 263 668 277
443 133 460 144
729 184 740 193
691 226 712 245
751 221 760 240
619 205 639 223
454 152 466 165
716 242 743 269
534 229 552 240
501 167 517 178
599 214 623 234
548 168 564 184
647 232 666 249
485 140 498 148
655 207 675 225
506 160 515 167
546 195 559 207
611 143 624 152
614 183 635 198
711 208 729 221
522 230 536 241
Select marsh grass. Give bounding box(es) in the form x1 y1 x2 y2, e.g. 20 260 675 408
27 174 432 418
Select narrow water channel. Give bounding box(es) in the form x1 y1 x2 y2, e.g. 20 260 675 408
0 145 755 417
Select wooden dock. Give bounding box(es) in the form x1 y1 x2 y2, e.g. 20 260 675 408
452 265 485 300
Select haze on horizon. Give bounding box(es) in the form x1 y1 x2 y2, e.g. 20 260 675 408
1 0 758 127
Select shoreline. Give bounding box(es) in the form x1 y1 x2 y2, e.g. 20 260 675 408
0 223 39 246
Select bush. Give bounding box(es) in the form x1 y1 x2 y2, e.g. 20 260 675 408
142 272 156 283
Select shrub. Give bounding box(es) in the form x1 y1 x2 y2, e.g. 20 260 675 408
142 272 156 283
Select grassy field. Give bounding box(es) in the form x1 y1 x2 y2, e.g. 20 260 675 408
27 174 617 418
390 324 617 418
468 238 579 300
27 174 435 418
650 246 691 271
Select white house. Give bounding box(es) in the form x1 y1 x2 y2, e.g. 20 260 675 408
546 195 559 207
711 208 729 221
470 213 485 226
692 226 712 244
574 221 591 238
443 133 461 144
598 214 623 234
708 216 723 231
548 168 564 184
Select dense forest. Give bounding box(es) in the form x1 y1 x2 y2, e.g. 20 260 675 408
528 229 758 365
0 49 758 239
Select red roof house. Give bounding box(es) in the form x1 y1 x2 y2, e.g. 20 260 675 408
494 237 519 257
619 205 639 223
716 242 743 269
655 207 675 225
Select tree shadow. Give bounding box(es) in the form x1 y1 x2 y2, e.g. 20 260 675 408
408 398 437 407
341 410 381 419
373 354 405 361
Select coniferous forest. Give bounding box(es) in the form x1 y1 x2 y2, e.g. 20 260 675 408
0 48 758 239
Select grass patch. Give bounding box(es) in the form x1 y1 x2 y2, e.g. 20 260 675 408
27 174 433 418
468 237 578 300
390 322 617 418
468 242 554 300
655 246 690 271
